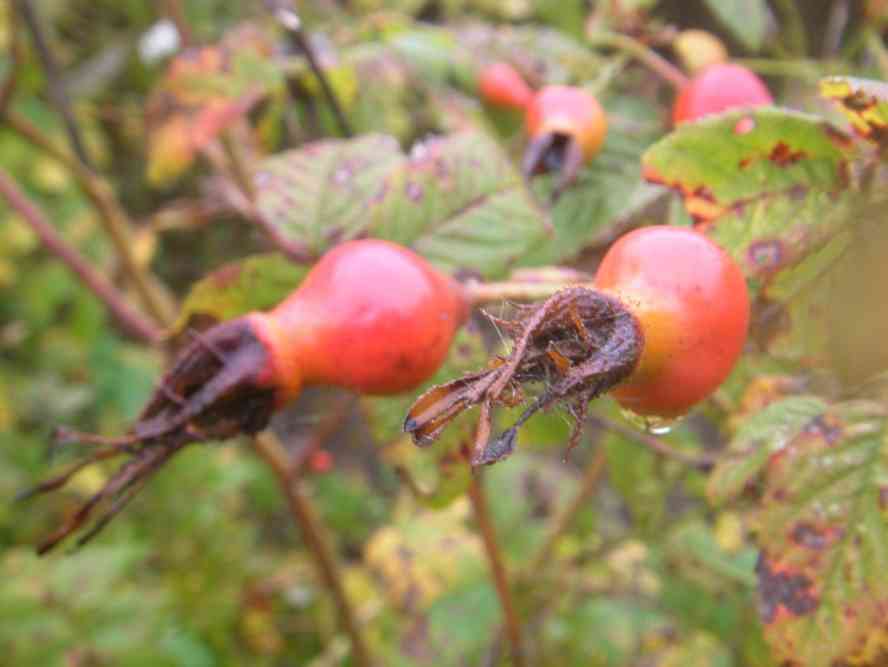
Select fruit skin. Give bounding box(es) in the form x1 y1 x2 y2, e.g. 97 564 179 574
478 62 533 110
250 240 468 403
525 85 608 161
594 226 749 418
673 29 728 75
672 63 773 125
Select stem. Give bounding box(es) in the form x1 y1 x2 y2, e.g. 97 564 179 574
733 57 842 80
524 447 606 576
252 432 374 667
467 468 526 667
0 11 24 115
866 29 888 80
773 0 809 58
267 1 353 137
586 411 725 468
0 168 162 344
588 32 689 91
15 0 94 168
4 111 176 326
464 278 595 306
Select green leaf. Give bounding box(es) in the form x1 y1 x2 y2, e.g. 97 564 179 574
427 580 500 661
707 396 828 506
702 0 768 52
643 108 852 223
520 129 662 265
754 401 888 667
820 76 888 145
254 130 550 279
174 253 308 333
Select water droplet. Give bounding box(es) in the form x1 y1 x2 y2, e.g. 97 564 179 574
619 409 684 435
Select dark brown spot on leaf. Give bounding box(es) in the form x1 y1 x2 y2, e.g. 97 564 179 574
768 142 807 167
756 552 819 623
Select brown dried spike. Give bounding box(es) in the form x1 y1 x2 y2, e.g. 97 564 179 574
23 316 281 554
404 287 643 465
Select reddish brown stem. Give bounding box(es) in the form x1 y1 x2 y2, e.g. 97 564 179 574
524 447 607 576
0 168 162 344
16 0 94 169
589 32 690 91
587 411 725 468
468 468 527 667
4 111 176 326
252 433 374 667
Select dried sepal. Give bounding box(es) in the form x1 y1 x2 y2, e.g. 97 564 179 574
404 287 643 466
20 317 278 554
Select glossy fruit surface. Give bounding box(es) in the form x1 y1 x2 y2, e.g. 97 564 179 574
252 239 467 401
525 85 608 160
594 226 749 417
672 63 773 125
478 62 533 110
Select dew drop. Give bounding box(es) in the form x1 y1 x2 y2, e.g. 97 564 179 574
619 409 684 435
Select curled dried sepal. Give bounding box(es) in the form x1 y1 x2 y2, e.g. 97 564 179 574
403 287 642 466
20 318 278 554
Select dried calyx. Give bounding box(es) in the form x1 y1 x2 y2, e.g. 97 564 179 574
403 287 643 466
19 318 279 554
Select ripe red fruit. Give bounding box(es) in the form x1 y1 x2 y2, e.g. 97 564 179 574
522 85 607 190
478 62 533 110
251 239 468 402
594 226 750 418
672 63 773 125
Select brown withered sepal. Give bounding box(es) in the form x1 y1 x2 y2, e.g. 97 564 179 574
19 318 278 554
403 287 643 466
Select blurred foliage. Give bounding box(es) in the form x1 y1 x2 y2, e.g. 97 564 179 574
4 1 888 666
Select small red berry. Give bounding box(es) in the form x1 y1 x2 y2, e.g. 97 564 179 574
672 63 773 125
594 226 750 418
522 86 608 190
478 62 533 110
309 449 334 473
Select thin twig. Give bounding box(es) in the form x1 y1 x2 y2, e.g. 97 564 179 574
267 1 353 137
15 0 94 168
467 468 527 667
773 0 809 58
587 411 726 468
0 168 162 344
251 432 374 667
588 32 689 91
523 447 607 576
4 111 176 326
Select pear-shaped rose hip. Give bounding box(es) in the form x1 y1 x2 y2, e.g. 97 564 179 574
478 62 533 110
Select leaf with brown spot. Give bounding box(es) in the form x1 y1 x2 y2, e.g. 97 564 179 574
642 108 852 225
821 76 888 146
751 401 888 666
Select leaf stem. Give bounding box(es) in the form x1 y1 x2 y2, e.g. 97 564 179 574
587 411 726 468
4 110 176 326
467 468 527 667
268 1 353 137
15 0 94 169
464 278 595 306
587 32 689 91
0 168 162 344
252 432 374 667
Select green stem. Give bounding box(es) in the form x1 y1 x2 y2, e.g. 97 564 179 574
587 32 689 91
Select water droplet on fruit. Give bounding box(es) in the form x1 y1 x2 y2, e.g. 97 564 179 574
619 409 683 435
